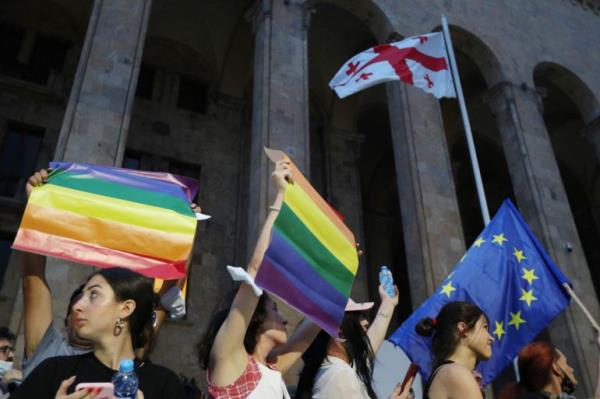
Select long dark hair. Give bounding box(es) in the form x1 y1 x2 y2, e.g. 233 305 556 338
416 301 487 370
295 312 377 399
197 290 271 369
499 342 557 399
89 268 156 350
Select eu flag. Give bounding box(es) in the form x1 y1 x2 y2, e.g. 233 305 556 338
388 199 571 385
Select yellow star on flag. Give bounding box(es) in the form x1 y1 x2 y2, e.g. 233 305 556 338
492 233 508 246
513 247 527 263
508 311 526 330
441 281 456 298
493 321 506 340
522 268 539 285
473 237 486 248
519 288 538 307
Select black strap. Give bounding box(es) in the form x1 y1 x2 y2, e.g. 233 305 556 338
423 360 455 399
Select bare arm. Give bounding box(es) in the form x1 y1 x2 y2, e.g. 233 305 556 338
367 284 398 354
22 169 53 358
268 318 321 374
209 160 292 386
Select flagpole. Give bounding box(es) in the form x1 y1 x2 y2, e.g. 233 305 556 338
441 15 491 225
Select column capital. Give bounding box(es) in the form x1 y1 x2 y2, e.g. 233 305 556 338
484 80 545 116
244 0 272 33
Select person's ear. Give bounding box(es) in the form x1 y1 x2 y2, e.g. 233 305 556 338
119 299 136 319
551 359 562 377
457 321 467 336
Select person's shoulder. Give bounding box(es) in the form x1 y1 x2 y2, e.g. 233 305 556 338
432 364 481 394
435 362 474 379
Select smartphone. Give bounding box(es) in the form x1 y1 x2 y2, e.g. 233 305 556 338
75 382 114 399
400 363 419 393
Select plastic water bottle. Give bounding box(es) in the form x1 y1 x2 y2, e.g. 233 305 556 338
379 266 396 297
112 359 139 399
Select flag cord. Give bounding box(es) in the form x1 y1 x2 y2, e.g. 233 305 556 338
440 15 491 226
563 282 600 332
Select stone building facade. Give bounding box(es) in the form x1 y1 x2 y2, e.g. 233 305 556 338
0 0 599 396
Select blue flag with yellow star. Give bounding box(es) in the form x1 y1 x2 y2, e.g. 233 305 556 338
388 199 570 386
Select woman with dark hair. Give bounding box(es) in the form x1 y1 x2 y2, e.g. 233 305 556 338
295 286 411 399
197 159 321 398
12 267 185 399
499 333 600 399
416 301 494 399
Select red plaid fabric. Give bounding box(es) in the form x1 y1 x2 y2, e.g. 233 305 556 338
208 356 262 399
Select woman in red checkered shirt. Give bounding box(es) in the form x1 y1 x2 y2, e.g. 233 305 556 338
198 160 321 398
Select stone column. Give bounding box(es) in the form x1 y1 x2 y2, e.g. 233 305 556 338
40 0 152 331
245 0 311 387
325 127 369 301
246 0 311 250
386 82 466 306
55 0 152 166
485 81 600 395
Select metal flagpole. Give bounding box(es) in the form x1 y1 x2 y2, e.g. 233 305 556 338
441 14 522 383
441 15 491 226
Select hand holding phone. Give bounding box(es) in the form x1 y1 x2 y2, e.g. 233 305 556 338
75 382 114 399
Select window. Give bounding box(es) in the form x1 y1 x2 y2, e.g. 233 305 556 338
135 63 155 99
26 33 69 85
177 77 208 114
0 233 14 288
0 23 25 79
0 122 44 198
122 151 142 170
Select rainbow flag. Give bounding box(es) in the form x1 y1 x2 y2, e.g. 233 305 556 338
12 162 198 279
256 149 359 336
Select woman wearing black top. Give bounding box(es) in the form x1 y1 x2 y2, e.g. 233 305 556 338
416 301 493 399
12 267 185 399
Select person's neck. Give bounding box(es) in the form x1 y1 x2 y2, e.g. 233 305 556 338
252 336 276 365
326 340 350 364
447 346 477 371
94 331 136 370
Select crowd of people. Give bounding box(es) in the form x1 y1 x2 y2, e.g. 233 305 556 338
1 161 599 398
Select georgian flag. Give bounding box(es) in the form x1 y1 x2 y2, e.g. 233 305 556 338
329 32 456 99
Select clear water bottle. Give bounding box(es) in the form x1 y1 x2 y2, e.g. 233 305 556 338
379 266 396 297
112 359 139 399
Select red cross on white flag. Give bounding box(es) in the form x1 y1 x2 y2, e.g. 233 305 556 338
329 32 456 99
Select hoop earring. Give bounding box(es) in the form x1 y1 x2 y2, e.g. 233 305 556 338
114 318 125 336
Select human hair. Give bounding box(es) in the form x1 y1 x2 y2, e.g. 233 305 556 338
197 290 271 370
66 284 85 318
88 268 156 350
498 341 558 399
295 312 377 399
416 301 487 369
0 327 15 342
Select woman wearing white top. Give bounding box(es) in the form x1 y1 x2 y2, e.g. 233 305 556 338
198 160 322 399
295 285 412 399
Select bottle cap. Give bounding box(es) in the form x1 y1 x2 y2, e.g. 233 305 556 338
119 359 134 373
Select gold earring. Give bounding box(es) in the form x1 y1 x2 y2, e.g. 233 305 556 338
114 318 125 335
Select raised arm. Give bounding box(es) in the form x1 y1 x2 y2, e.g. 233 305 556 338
268 318 321 374
21 169 54 358
367 284 398 353
208 160 291 385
